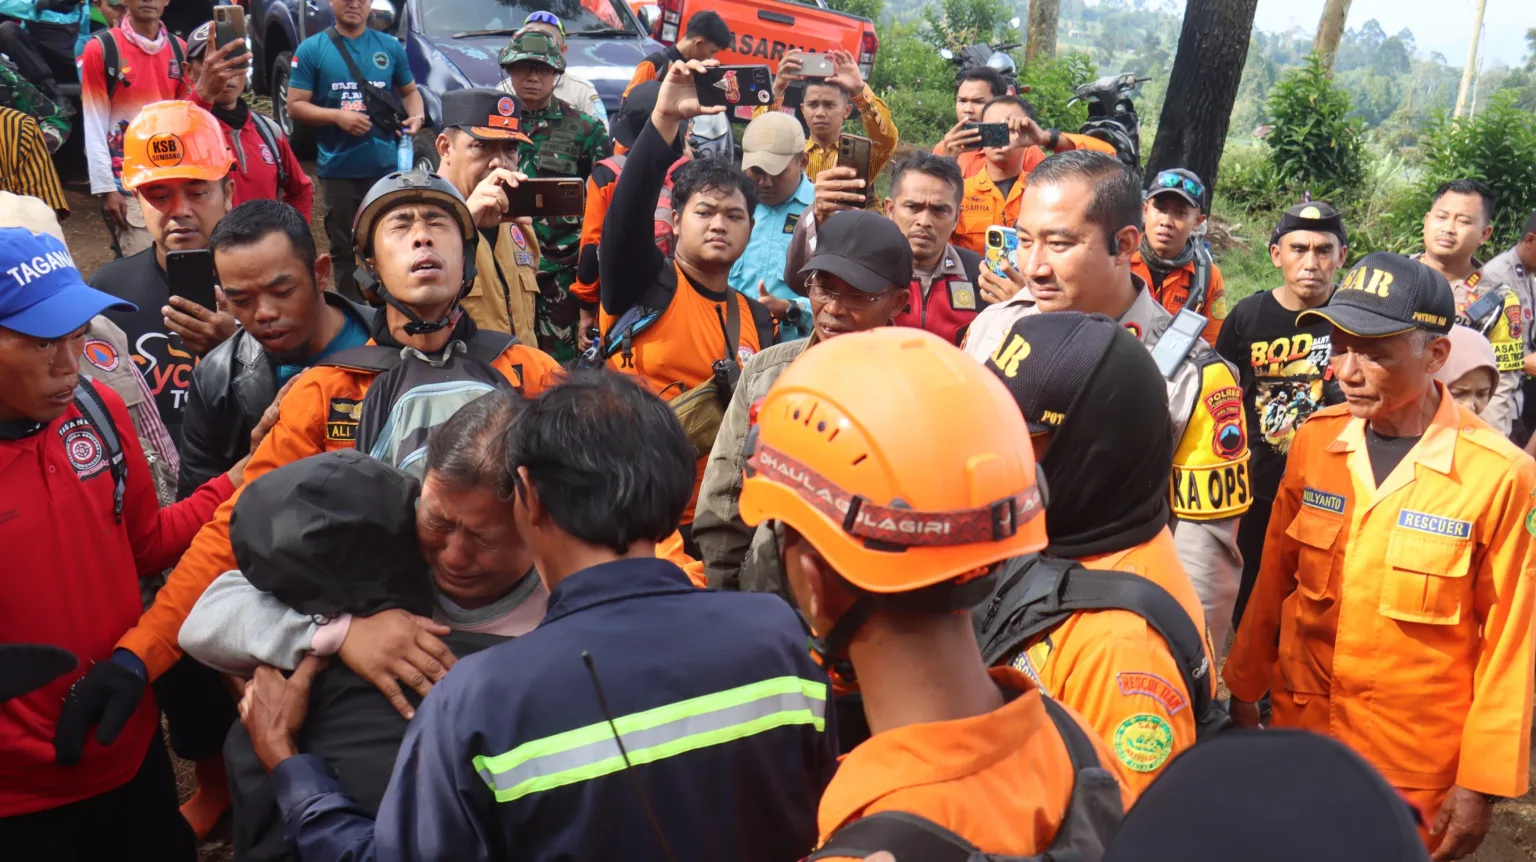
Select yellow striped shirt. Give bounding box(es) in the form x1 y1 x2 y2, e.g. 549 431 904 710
0 107 68 216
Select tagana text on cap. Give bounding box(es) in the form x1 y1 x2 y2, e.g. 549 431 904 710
1297 251 1454 337
0 228 135 339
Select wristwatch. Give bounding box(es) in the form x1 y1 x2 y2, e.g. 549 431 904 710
784 303 804 326
1046 129 1062 151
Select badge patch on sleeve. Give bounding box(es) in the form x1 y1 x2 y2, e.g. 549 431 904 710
1396 509 1472 540
1113 713 1174 773
1008 636 1053 696
326 398 361 441
83 339 120 371
58 418 108 480
1117 672 1188 715
1302 487 1346 515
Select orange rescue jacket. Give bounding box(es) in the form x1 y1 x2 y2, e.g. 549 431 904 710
1006 529 1212 793
954 169 1026 256
813 667 1134 859
1224 391 1536 798
117 339 562 679
1130 251 1228 345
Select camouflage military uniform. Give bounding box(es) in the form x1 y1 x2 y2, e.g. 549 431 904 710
0 54 71 152
501 28 612 362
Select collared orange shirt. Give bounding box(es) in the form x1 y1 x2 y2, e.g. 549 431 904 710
814 667 1133 859
955 168 1025 256
117 341 563 679
1225 389 1536 799
1005 529 1212 792
934 133 1117 179
1130 250 1228 345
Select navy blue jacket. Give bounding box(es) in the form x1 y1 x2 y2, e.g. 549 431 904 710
272 557 836 861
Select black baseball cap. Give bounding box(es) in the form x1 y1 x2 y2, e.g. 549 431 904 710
1299 252 1455 337
440 88 533 144
797 210 913 294
983 312 1122 433
1146 168 1208 212
1104 730 1428 862
231 449 435 619
1271 200 1348 249
613 80 660 150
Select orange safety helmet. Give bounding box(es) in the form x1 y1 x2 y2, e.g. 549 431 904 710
739 328 1047 595
120 101 236 192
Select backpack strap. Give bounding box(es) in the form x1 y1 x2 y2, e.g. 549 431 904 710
72 380 127 522
465 329 516 365
721 290 740 363
320 344 405 373
975 556 1227 738
1040 694 1102 772
1187 241 1214 314
94 30 120 100
807 811 979 862
248 112 289 194
1040 694 1126 859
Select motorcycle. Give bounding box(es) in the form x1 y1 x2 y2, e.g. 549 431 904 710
1067 72 1150 170
938 17 1025 96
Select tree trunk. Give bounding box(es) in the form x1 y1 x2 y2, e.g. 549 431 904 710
1452 0 1488 117
1145 0 1259 192
1312 0 1353 71
1025 0 1059 64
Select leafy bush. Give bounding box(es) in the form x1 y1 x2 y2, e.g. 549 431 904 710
921 0 1010 53
1264 52 1366 198
869 21 962 149
1211 141 1282 213
1018 52 1096 133
1386 91 1536 249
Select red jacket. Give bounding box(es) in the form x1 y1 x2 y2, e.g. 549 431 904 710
894 243 986 346
0 382 232 817
192 94 314 220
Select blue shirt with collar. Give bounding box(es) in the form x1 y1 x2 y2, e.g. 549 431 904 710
271 556 835 862
730 175 815 340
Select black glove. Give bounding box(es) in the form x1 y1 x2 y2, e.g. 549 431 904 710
0 644 77 703
52 649 147 767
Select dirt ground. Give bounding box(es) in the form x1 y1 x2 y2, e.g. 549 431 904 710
52 118 1536 862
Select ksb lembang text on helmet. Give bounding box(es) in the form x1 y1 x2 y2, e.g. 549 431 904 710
119 101 236 192
738 328 1047 596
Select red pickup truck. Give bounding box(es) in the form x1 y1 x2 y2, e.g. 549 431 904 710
643 0 879 79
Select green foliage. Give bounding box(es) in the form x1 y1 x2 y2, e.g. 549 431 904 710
1264 53 1366 199
825 0 884 23
867 20 958 149
921 0 1009 52
1385 92 1536 250
1210 142 1282 213
1018 52 1096 133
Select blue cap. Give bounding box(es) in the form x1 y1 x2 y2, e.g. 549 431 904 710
0 228 135 338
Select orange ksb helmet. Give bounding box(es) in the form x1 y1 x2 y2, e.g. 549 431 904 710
120 101 236 192
739 328 1046 594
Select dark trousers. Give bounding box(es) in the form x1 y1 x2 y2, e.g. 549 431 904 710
0 732 197 862
0 20 76 94
322 176 380 304
1233 495 1275 631
155 654 238 761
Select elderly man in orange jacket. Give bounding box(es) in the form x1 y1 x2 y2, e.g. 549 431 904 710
1225 252 1536 862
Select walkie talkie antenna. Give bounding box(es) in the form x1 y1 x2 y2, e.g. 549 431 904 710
581 651 679 862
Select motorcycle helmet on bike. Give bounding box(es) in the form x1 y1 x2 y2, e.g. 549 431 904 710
351 169 480 335
985 52 1017 79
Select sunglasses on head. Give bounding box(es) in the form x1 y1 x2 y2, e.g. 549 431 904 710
1153 171 1205 201
524 10 565 35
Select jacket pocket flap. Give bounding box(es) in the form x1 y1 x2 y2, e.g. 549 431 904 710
1285 507 1344 550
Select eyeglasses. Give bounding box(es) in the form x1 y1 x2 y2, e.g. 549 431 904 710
806 272 895 309
1153 170 1205 201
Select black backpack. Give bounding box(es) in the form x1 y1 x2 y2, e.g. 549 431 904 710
72 380 127 522
974 555 1229 739
808 696 1124 861
319 331 518 477
93 28 186 100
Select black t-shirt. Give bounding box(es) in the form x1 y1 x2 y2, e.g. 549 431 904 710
1214 290 1342 501
89 248 189 442
994 175 1018 200
1365 427 1420 486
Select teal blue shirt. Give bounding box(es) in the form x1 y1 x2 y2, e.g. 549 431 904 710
729 175 814 340
290 29 411 179
275 312 370 386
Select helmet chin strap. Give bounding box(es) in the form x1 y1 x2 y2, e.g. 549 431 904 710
356 264 468 336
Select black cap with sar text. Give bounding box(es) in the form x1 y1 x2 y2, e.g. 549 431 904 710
983 312 1121 434
1298 251 1454 337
